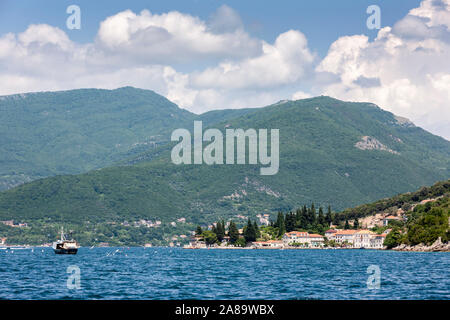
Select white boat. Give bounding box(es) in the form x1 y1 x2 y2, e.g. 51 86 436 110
52 227 79 254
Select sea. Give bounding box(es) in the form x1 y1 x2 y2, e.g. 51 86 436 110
0 247 449 300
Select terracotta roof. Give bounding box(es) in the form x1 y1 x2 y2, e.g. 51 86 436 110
308 234 324 238
355 230 374 234
325 229 337 233
284 231 308 237
335 230 357 235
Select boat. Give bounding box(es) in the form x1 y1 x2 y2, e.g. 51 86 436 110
52 227 79 254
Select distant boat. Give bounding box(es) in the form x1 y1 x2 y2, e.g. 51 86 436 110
52 227 79 254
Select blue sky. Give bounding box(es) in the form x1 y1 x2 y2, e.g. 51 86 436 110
0 0 421 56
0 0 449 139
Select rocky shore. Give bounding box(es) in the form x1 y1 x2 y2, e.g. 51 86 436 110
392 237 450 252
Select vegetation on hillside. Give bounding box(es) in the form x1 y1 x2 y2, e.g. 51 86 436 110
384 196 449 248
1 97 449 227
335 179 450 222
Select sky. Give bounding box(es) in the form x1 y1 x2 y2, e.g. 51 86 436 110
0 0 449 139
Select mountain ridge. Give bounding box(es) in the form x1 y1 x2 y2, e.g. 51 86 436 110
0 89 448 228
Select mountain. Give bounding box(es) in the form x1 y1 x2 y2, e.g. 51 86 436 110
0 94 449 234
0 87 197 190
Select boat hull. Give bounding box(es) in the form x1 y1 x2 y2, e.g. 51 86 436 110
54 248 78 254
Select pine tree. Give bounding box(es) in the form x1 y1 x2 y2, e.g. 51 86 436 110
244 219 257 242
254 220 260 239
345 219 350 230
308 203 316 226
228 220 239 244
215 220 225 242
318 207 326 226
195 226 203 235
333 212 340 226
298 205 308 229
276 212 286 237
285 212 296 232
325 206 332 226
353 219 359 230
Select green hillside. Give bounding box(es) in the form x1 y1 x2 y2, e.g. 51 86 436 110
0 95 449 238
0 87 197 190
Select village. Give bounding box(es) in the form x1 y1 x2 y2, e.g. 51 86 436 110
184 227 392 250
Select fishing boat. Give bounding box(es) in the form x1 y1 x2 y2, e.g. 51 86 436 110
52 227 79 254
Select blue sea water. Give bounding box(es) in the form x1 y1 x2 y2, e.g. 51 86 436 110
0 247 449 300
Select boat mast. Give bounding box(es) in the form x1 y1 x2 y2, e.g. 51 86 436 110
60 226 65 241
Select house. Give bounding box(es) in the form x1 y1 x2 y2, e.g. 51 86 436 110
0 237 6 245
353 230 375 248
282 231 309 245
282 231 324 247
325 229 337 240
1 220 14 227
383 215 400 226
334 230 357 245
253 240 283 248
370 234 386 249
308 234 325 247
185 235 207 249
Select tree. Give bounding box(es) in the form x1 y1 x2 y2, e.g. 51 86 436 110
285 212 296 232
332 212 340 226
214 220 225 242
353 219 359 230
275 212 286 237
195 226 203 236
228 220 239 244
344 219 350 230
307 203 316 226
202 230 217 246
235 238 246 247
254 220 260 239
325 206 333 226
384 227 403 249
318 207 326 226
296 206 308 229
244 219 257 242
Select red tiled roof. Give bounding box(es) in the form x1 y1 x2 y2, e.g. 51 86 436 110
335 230 357 235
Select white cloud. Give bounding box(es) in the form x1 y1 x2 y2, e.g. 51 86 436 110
317 0 450 139
208 4 244 33
96 9 261 63
292 91 312 100
190 30 315 90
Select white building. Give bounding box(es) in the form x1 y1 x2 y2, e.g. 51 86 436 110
325 229 337 240
282 231 324 247
353 230 374 248
253 240 284 248
334 230 357 245
370 234 386 249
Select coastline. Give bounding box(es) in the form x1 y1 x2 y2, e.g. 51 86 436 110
392 237 450 252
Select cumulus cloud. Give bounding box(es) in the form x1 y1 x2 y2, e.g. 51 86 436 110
190 30 315 90
96 9 261 63
208 5 244 33
317 0 450 139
